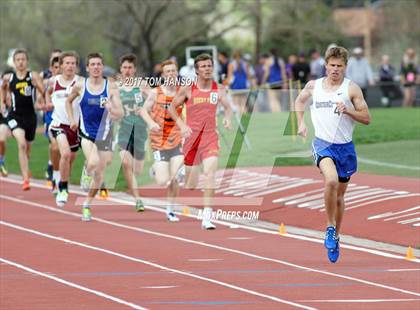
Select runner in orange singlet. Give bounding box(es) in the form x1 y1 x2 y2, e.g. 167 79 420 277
140 59 184 222
169 54 232 230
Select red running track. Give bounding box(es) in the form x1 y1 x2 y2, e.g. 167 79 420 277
0 178 419 309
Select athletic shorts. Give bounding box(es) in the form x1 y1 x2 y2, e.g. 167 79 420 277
49 124 80 152
152 145 182 162
118 123 147 161
183 130 219 166
6 113 37 142
80 131 114 152
312 137 357 183
0 113 8 125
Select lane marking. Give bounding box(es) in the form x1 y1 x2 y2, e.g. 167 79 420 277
358 157 420 170
0 221 315 310
300 298 420 303
2 196 420 299
387 269 420 272
0 257 148 310
188 259 223 262
368 206 420 220
141 286 177 289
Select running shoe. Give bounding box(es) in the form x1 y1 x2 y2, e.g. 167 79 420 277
0 163 8 177
135 199 145 212
56 190 68 208
201 221 216 230
167 212 180 222
327 238 340 263
81 206 91 222
324 226 338 250
22 180 30 191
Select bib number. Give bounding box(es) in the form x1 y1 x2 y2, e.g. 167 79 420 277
8 119 18 129
210 92 218 105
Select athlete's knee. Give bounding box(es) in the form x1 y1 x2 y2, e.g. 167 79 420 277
155 175 170 187
17 141 27 152
60 149 71 162
325 179 339 190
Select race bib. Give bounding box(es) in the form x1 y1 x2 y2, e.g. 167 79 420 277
99 96 108 108
134 92 143 104
153 150 162 161
210 92 218 105
7 118 18 129
24 86 32 96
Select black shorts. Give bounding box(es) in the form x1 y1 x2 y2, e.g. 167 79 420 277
152 146 182 162
7 113 37 142
0 114 8 125
49 124 80 152
80 131 114 152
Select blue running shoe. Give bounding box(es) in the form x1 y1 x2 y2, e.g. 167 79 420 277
324 226 338 250
328 238 340 263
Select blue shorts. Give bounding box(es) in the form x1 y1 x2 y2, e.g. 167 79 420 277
312 137 357 182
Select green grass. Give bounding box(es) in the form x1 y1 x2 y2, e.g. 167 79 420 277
3 108 420 191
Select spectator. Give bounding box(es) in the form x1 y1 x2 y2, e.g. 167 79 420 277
346 47 374 99
400 48 418 107
285 54 297 81
309 49 325 79
378 54 396 107
263 48 287 112
227 50 252 114
217 51 229 85
292 52 311 86
255 54 270 112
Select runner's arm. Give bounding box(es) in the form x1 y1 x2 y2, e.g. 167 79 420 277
169 85 191 138
219 86 232 130
32 72 46 108
294 80 314 138
107 81 124 120
338 82 371 125
138 89 160 132
65 80 82 131
45 77 55 111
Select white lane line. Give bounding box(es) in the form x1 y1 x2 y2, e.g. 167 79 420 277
299 298 420 303
273 187 325 204
231 178 299 196
345 194 420 211
368 206 420 220
398 217 420 225
141 286 177 289
0 257 148 310
0 221 315 310
228 237 254 240
387 269 420 272
320 192 412 212
2 195 420 298
384 212 420 222
358 157 420 170
245 180 319 198
188 259 223 262
1 192 418 263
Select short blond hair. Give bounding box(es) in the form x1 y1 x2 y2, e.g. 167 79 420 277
325 46 349 65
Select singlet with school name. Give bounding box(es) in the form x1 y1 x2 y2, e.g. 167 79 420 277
119 87 146 127
8 71 36 117
185 81 219 133
78 78 111 141
51 74 80 127
311 77 355 144
150 86 182 150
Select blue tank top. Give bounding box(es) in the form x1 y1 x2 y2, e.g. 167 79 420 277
230 60 248 90
79 78 111 141
267 58 282 84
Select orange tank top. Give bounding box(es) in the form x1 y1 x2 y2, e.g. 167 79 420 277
150 86 182 150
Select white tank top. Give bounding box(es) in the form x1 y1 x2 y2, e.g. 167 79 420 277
310 77 355 143
51 75 80 126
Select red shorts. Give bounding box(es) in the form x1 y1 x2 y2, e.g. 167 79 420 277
49 124 80 152
183 130 219 166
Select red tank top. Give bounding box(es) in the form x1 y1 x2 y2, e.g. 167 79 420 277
185 81 218 133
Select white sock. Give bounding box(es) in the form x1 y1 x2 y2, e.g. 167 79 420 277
53 170 60 182
166 204 174 215
202 207 213 223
